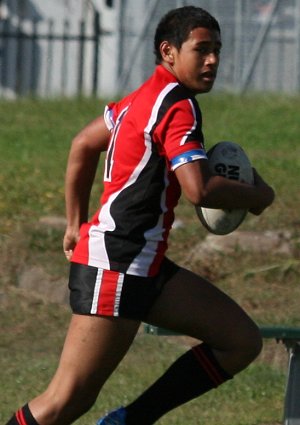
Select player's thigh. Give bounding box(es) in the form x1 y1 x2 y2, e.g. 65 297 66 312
146 266 260 350
49 314 140 397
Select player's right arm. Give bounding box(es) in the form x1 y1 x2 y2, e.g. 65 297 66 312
63 115 111 260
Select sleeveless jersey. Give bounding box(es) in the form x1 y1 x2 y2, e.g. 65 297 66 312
72 65 207 276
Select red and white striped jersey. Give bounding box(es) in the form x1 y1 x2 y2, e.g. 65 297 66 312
72 65 207 276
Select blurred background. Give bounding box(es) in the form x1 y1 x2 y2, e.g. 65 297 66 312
0 0 299 99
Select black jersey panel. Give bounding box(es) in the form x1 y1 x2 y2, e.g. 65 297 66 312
153 85 204 143
104 152 166 272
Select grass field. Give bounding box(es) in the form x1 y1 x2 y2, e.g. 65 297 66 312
0 94 299 424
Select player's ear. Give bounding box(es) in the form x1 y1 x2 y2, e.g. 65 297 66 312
160 41 175 65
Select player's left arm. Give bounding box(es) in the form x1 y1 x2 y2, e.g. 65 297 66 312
64 115 110 260
162 98 274 214
174 159 275 213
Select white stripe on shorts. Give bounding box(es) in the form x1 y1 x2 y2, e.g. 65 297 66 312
113 273 124 316
90 268 103 314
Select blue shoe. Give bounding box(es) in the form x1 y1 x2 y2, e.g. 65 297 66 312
96 407 127 425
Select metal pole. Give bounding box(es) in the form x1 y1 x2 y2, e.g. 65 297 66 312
284 343 300 425
295 0 300 92
92 10 100 96
1 19 9 95
240 0 280 93
233 0 243 92
117 0 161 92
15 16 24 95
77 20 85 96
61 19 69 96
30 18 38 96
45 19 54 96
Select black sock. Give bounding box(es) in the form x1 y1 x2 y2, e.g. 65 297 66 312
125 343 232 425
6 404 39 425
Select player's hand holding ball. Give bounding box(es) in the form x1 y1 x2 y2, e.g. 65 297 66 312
196 141 275 235
249 168 275 216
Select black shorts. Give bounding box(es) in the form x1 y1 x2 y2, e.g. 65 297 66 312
68 257 180 321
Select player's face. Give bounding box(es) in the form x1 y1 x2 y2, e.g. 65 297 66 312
167 27 221 94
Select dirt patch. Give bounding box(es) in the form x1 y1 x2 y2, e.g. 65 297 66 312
188 229 296 263
18 265 69 305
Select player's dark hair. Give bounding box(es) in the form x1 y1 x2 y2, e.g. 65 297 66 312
154 6 221 64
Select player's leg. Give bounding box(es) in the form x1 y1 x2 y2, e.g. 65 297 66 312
146 266 262 373
7 313 140 425
112 266 262 425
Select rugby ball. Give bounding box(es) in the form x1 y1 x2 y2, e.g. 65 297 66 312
196 141 253 235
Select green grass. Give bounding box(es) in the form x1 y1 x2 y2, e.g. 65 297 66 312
0 94 299 424
0 98 104 233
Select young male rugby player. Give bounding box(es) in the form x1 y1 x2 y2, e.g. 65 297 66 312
7 5 274 425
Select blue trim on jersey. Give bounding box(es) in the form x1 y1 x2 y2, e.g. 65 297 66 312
171 149 207 170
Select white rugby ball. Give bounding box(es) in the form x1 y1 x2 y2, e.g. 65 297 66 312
196 141 253 235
